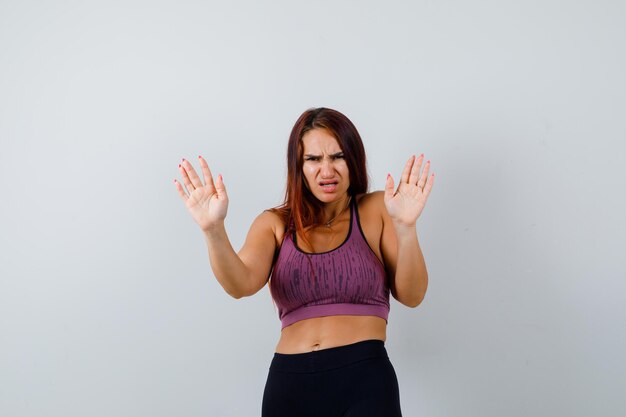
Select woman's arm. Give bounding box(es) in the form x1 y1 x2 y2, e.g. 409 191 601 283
380 213 428 307
203 211 278 299
175 156 278 299
380 154 435 307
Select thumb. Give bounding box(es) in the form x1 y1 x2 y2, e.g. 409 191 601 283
215 174 228 200
384 173 395 201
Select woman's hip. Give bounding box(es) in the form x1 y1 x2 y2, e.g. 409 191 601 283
262 339 403 417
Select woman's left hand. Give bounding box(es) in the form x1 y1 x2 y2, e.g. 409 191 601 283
384 154 435 227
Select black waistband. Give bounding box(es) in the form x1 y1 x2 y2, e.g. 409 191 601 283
269 339 388 373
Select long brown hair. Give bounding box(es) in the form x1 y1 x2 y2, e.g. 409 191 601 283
270 107 369 245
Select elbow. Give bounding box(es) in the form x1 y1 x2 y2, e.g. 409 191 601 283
225 286 247 300
394 293 424 308
403 289 427 308
222 273 254 299
404 297 423 308
406 276 428 308
227 282 260 299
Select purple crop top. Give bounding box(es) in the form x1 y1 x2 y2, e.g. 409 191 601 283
269 198 390 329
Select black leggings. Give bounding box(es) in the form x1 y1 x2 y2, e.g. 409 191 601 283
262 339 403 417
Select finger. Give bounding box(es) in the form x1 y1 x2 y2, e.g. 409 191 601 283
182 158 204 189
179 163 195 194
418 160 430 190
384 173 395 201
198 155 216 189
422 173 435 199
173 179 188 201
400 155 415 184
215 174 228 200
409 154 424 185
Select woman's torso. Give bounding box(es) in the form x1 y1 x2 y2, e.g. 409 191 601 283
269 193 389 354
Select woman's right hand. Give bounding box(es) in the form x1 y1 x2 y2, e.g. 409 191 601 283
174 156 228 231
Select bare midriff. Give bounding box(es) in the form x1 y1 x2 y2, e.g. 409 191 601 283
274 315 387 354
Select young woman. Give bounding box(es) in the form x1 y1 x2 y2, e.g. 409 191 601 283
174 107 435 416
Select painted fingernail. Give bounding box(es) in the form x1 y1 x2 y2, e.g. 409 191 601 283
182 158 186 162
198 155 202 159
178 164 181 168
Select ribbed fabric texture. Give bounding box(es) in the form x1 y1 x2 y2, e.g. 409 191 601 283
269 199 390 329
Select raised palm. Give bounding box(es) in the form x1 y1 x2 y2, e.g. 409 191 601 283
384 154 435 227
174 156 228 231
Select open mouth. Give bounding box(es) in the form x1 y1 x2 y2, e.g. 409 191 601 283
319 181 339 192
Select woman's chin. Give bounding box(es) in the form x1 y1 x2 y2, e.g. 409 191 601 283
313 190 348 203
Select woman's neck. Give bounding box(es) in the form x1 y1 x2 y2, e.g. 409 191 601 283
321 195 351 228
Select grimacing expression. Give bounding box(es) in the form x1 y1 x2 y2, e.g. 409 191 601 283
301 128 350 203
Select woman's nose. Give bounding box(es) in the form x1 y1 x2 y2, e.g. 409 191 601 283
320 158 335 177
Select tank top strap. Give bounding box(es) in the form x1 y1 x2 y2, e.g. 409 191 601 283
350 195 368 245
349 195 359 229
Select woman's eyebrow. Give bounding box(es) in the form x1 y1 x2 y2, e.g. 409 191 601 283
304 152 343 157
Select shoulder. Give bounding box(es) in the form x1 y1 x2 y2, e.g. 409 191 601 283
255 209 287 245
355 191 387 228
356 191 386 212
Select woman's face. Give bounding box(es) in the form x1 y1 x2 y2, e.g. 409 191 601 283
301 128 350 204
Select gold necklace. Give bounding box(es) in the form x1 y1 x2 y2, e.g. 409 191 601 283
323 196 351 228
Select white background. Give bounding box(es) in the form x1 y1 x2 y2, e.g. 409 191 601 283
1 1 625 416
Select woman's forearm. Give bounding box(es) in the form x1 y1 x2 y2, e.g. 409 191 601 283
392 225 428 307
202 222 251 299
